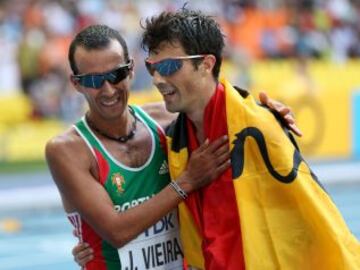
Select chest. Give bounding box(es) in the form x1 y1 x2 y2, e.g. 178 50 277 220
104 121 153 168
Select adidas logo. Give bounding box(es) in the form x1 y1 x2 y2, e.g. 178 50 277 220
159 160 169 175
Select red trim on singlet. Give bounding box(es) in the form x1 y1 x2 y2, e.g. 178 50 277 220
94 148 110 185
68 213 107 270
184 84 245 270
82 222 108 270
75 149 110 269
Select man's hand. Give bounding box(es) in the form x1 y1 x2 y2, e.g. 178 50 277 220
259 92 303 137
177 136 231 193
72 242 93 268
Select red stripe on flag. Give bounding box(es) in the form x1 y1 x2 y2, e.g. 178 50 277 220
185 84 245 270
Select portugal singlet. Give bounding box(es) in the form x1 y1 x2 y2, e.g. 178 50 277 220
68 106 183 270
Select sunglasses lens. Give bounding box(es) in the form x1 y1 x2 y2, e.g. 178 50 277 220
106 66 129 84
78 75 104 89
145 59 182 77
76 64 132 89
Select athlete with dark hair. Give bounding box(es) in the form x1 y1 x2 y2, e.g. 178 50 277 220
139 8 360 270
52 24 302 269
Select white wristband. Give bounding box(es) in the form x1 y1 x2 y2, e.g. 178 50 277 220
169 181 188 200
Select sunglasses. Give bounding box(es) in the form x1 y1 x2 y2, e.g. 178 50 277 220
145 55 205 77
72 60 133 89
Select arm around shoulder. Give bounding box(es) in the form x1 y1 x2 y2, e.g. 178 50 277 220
140 102 178 130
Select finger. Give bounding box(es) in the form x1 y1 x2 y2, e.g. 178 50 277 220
259 91 283 111
77 247 94 260
206 136 228 153
72 243 89 255
215 151 231 166
277 106 291 116
214 159 231 177
77 247 93 258
196 138 210 152
75 247 94 267
284 114 295 124
289 123 303 137
213 141 230 157
78 254 94 267
259 91 270 106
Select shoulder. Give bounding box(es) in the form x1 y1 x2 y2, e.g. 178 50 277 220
46 128 79 154
45 127 90 168
139 102 178 130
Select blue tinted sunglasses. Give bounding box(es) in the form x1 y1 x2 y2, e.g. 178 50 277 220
72 60 133 89
145 55 205 77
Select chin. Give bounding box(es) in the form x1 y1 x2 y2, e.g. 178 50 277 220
165 103 179 113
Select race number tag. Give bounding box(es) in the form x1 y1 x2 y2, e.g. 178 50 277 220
118 209 183 269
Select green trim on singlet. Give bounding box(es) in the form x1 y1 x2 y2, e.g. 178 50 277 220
74 105 170 270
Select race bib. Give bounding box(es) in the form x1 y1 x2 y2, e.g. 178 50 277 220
118 209 183 269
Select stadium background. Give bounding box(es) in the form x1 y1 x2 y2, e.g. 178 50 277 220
0 0 359 269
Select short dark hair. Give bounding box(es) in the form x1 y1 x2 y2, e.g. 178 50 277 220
68 24 130 75
141 8 225 79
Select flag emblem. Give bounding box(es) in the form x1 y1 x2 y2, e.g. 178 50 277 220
111 173 125 193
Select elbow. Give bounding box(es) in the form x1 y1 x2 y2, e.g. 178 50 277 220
105 231 130 248
93 215 136 248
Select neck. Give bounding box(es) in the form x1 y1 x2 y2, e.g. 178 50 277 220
186 80 217 143
86 107 137 143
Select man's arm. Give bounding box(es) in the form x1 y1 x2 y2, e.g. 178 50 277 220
141 102 177 130
45 132 230 248
141 94 302 136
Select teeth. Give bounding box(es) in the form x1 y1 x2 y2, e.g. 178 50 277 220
101 98 118 106
162 90 175 95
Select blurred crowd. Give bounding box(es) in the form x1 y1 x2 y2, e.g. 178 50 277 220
0 0 359 121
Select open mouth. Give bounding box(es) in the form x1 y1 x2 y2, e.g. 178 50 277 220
100 96 120 107
162 89 176 96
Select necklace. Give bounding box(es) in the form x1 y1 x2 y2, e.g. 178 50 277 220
85 106 137 143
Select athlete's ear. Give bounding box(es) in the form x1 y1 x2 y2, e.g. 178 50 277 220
200 54 216 76
129 68 135 80
128 60 135 80
70 75 84 93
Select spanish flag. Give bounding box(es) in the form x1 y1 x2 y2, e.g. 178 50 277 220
166 78 360 270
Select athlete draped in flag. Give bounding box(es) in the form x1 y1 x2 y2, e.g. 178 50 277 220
47 24 296 270
139 7 360 270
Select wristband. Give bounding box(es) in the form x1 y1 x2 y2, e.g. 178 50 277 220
169 181 188 200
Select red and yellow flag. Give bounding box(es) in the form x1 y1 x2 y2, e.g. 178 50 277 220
166 78 360 270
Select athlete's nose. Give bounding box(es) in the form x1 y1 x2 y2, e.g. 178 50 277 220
152 70 167 86
101 80 117 96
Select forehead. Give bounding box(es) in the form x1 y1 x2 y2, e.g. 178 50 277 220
74 39 126 74
148 41 186 61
